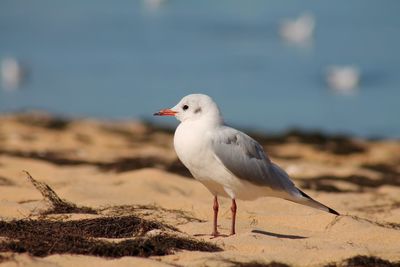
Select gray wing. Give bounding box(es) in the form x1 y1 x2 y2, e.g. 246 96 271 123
211 127 296 192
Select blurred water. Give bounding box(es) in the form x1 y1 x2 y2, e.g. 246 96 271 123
0 0 399 138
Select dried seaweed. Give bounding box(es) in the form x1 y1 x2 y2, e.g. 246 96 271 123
0 150 191 177
0 215 219 258
0 173 221 258
362 163 400 180
298 173 400 193
325 255 400 267
16 113 70 130
24 171 96 214
250 129 366 155
0 150 93 166
0 224 220 258
96 156 167 173
0 216 175 239
224 255 400 267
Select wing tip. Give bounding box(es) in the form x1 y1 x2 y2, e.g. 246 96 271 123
328 207 340 216
298 189 340 216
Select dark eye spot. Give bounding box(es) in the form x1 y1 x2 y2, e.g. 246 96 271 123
182 105 189 111
194 107 202 114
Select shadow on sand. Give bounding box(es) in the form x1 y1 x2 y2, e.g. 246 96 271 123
251 229 307 239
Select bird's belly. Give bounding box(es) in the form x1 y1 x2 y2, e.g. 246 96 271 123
186 156 256 199
176 146 232 197
185 154 229 192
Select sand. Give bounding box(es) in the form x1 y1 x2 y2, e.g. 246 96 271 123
0 112 399 266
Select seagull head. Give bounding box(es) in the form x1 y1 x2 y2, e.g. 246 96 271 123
154 94 223 124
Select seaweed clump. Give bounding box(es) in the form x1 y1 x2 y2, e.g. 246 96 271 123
251 129 366 155
325 255 400 267
0 172 221 258
0 217 219 257
15 113 70 130
298 172 400 193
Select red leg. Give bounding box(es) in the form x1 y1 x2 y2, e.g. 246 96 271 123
230 199 237 235
212 195 219 237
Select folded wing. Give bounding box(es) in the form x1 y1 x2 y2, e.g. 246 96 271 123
211 127 297 194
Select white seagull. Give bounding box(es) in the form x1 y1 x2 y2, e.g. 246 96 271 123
154 94 339 236
326 65 360 92
279 12 315 45
1 57 25 91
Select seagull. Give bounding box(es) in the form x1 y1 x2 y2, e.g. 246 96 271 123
154 94 339 236
326 65 360 92
1 57 26 91
279 12 315 45
143 0 165 10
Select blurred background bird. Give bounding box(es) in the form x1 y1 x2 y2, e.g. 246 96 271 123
326 66 360 93
279 12 315 45
1 57 27 91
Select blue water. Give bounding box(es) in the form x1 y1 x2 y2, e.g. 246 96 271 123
1 0 399 138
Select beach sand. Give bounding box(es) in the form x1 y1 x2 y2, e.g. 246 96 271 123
0 112 399 266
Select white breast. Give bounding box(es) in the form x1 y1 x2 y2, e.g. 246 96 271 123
174 121 212 176
174 121 234 197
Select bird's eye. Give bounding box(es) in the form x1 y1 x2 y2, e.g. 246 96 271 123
182 105 189 111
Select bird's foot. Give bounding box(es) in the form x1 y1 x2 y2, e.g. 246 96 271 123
211 230 220 238
210 231 229 239
193 232 228 238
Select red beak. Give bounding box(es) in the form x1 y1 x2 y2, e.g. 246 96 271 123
153 109 178 116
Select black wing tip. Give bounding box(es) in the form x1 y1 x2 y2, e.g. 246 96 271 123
328 207 340 216
299 189 340 216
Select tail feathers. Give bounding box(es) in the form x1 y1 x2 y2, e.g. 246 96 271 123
287 189 340 216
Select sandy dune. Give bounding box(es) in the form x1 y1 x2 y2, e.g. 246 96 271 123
0 113 399 266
